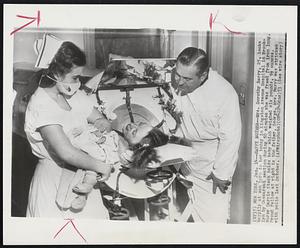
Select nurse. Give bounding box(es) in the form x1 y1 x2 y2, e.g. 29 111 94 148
25 41 111 218
171 47 242 223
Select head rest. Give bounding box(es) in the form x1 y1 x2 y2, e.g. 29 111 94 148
111 103 160 132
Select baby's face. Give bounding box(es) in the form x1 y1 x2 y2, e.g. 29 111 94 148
122 122 152 145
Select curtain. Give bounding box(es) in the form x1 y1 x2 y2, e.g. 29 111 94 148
93 29 162 69
83 28 96 68
169 30 208 58
208 32 233 82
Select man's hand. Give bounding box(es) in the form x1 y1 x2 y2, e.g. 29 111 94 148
206 172 231 194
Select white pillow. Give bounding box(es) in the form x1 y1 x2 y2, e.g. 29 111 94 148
153 143 198 167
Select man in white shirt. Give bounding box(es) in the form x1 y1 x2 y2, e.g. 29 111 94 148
172 47 242 223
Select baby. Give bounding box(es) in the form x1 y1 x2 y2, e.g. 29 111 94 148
68 116 133 210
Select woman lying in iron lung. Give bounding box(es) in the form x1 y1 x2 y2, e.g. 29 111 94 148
67 113 193 210
122 122 192 176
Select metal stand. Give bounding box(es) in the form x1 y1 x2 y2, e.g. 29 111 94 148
144 178 178 221
105 171 131 221
174 188 202 222
167 180 177 221
123 89 135 123
144 198 150 221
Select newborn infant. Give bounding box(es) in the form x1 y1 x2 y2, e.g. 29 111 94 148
68 117 132 210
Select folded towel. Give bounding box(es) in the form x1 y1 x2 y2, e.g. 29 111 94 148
56 166 85 209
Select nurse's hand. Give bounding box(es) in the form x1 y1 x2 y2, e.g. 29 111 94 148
94 118 112 133
206 172 231 194
96 164 114 182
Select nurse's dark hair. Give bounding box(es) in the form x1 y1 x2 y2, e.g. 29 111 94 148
177 47 209 77
131 127 192 169
39 41 86 88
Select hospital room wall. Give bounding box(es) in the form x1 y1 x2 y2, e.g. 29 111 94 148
13 29 102 78
13 29 85 68
230 34 254 224
14 29 208 70
169 30 209 57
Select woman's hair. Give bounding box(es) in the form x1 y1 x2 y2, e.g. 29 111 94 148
39 41 86 88
131 127 192 169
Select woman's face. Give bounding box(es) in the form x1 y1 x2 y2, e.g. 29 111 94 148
123 122 152 145
55 66 83 95
59 66 83 84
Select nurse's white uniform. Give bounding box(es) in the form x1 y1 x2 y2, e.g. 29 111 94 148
24 87 109 219
174 68 242 223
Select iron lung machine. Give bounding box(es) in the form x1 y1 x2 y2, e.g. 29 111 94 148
92 58 192 221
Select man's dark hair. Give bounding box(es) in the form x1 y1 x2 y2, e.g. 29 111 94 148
177 47 209 77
